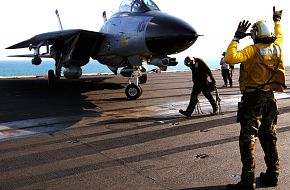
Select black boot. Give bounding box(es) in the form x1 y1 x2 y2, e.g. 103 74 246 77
259 172 278 187
210 105 218 116
226 182 255 190
179 109 191 117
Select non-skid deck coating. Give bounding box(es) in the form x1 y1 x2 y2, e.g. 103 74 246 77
0 68 290 190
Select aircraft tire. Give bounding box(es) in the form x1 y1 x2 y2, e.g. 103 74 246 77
125 84 142 100
48 70 56 87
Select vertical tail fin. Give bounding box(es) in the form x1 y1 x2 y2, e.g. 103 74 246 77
55 9 63 31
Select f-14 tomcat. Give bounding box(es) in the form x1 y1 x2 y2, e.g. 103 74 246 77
6 0 198 99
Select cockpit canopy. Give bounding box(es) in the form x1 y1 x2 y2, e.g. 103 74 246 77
119 0 160 13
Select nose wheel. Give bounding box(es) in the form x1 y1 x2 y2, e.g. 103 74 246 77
125 84 142 100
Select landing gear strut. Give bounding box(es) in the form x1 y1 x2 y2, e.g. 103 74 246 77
48 46 62 86
125 66 143 100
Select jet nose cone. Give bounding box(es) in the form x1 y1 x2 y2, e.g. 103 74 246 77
146 14 198 55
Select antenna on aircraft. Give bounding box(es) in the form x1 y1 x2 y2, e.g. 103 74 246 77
55 9 63 31
102 11 107 23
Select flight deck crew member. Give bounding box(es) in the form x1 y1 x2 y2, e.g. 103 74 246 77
225 7 285 190
179 57 218 117
220 52 233 87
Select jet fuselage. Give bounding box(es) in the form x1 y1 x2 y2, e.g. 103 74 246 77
93 10 198 68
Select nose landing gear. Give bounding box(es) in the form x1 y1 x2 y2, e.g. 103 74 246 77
125 66 144 100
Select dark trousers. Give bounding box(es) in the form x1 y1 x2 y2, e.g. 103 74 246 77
185 83 217 114
239 91 280 185
222 69 232 86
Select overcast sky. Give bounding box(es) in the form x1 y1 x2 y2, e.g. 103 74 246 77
0 0 289 62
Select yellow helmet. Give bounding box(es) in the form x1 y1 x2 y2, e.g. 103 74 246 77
251 20 275 39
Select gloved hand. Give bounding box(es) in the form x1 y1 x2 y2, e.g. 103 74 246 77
273 6 282 22
234 20 251 41
235 20 251 40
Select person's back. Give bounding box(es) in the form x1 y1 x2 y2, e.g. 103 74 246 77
224 7 285 190
189 58 211 84
238 42 284 93
220 58 229 70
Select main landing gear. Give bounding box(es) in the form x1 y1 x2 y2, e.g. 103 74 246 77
29 42 61 87
47 63 61 87
48 70 56 86
47 46 62 87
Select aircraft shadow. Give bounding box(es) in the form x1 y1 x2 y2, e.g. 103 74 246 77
179 185 226 190
180 180 282 189
0 76 124 135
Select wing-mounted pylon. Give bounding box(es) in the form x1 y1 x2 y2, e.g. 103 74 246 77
147 56 178 71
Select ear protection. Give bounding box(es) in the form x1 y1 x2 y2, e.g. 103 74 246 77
250 24 258 39
184 56 194 66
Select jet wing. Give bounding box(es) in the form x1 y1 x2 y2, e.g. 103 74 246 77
6 29 103 49
7 53 51 58
6 29 105 64
7 29 79 49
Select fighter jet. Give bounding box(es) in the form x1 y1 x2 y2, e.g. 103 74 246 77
6 0 198 99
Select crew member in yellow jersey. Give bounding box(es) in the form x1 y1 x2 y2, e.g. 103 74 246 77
224 7 286 190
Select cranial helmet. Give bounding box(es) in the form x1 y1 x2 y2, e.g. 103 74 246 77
251 20 274 38
251 20 276 43
184 56 195 66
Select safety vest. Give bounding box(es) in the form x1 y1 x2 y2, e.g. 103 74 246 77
239 43 286 93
